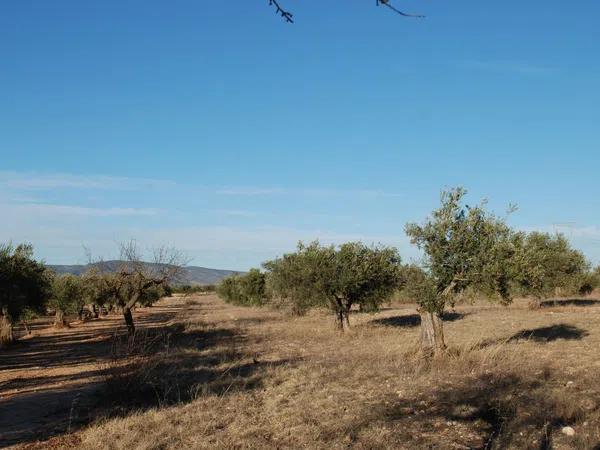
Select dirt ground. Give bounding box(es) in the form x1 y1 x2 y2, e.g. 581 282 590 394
2 294 600 449
0 299 187 448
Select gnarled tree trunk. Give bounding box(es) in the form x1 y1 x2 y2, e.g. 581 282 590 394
335 309 345 331
54 309 69 328
419 310 446 357
1 310 14 346
333 297 351 332
123 306 135 336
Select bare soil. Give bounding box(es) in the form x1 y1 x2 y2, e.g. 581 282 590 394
2 294 600 449
0 299 187 448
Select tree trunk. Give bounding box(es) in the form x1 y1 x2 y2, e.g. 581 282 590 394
92 304 99 319
123 306 135 336
335 309 345 331
54 309 69 328
419 310 446 357
1 312 14 346
333 297 351 332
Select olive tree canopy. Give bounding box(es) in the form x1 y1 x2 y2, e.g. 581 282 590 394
512 231 590 305
0 243 52 345
218 269 270 307
405 188 517 355
264 241 402 330
49 273 85 328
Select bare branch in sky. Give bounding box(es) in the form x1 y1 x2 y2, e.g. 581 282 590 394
268 0 424 23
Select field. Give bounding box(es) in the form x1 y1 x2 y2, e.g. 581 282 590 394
2 294 600 449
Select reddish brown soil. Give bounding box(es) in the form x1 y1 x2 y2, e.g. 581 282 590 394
0 298 187 448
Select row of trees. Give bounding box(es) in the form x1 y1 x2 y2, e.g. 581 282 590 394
0 244 52 345
218 188 599 356
0 241 183 346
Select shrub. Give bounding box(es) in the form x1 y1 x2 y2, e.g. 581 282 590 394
172 284 216 295
217 269 269 306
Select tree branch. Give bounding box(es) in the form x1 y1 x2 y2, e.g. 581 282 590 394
268 0 424 24
269 0 293 23
377 0 425 18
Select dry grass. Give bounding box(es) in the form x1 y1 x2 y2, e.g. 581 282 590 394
16 295 600 449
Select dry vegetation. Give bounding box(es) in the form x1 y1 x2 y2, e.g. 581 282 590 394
4 292 600 449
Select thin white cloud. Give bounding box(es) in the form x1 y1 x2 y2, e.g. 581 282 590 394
210 209 260 218
129 225 413 255
522 224 600 240
215 186 403 198
301 188 404 199
215 187 286 196
1 171 404 200
4 203 162 217
0 171 174 191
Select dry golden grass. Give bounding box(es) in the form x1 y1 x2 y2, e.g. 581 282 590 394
16 294 600 449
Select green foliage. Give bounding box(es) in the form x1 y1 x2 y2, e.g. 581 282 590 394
264 241 401 328
137 284 170 306
405 188 517 314
82 269 118 309
163 284 173 297
50 273 85 314
399 265 440 309
576 269 599 296
512 232 590 299
217 269 269 306
0 243 52 320
172 284 216 294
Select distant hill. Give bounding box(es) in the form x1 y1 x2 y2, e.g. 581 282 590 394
49 261 242 286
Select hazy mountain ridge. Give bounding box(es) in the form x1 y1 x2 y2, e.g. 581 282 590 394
49 261 242 286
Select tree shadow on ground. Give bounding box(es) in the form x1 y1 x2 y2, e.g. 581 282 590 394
540 298 600 308
97 322 293 418
0 309 181 372
371 311 469 328
477 323 589 349
508 324 588 343
359 368 593 449
0 307 291 447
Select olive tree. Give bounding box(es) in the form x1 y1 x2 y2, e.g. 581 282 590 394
81 268 118 317
405 188 517 356
217 269 269 306
0 243 52 345
264 241 402 330
100 241 186 336
49 273 85 328
512 231 590 307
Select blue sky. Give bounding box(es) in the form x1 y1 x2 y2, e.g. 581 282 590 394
1 0 599 270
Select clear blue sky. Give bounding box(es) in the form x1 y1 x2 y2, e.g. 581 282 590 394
1 1 599 270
